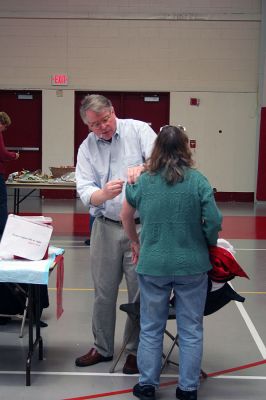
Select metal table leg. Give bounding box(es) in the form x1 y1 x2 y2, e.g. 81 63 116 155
25 284 43 386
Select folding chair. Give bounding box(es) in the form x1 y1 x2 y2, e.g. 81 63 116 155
160 280 246 375
109 300 180 373
0 283 50 338
0 283 28 337
110 279 245 375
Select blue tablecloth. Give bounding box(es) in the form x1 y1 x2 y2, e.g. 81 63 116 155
0 246 64 285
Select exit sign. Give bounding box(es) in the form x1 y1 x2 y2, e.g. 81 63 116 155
51 74 69 86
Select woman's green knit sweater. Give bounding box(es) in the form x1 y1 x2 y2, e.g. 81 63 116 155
126 168 222 276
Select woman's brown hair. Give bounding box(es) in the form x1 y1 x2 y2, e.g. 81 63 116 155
145 125 194 184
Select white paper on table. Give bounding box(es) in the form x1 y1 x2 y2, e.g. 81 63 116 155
0 214 53 261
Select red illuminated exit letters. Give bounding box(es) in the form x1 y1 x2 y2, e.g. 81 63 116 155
51 74 69 86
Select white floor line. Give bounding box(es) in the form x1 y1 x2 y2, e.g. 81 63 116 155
214 375 266 380
230 283 266 358
236 248 266 251
0 371 265 380
50 245 266 250
51 240 86 243
52 246 89 249
49 245 266 250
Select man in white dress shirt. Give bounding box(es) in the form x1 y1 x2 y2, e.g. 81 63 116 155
75 94 157 373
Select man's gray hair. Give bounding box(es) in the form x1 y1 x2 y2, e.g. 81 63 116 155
80 94 113 124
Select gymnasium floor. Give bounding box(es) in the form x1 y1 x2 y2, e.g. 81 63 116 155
0 196 266 400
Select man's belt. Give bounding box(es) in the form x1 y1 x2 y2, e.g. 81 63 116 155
99 216 140 225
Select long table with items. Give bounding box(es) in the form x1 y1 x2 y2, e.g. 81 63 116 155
0 246 64 386
6 181 76 214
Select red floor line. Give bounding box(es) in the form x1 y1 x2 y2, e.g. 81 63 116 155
63 388 132 400
207 358 266 377
63 359 266 400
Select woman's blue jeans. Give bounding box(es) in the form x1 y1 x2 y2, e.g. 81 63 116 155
0 174 8 237
137 272 208 391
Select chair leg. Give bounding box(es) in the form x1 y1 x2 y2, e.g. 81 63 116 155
161 329 208 379
19 296 29 338
161 329 179 371
109 326 138 373
164 328 177 342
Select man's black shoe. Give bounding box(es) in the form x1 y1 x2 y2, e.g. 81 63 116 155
176 387 197 400
133 383 155 400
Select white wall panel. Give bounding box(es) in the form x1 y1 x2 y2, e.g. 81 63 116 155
170 92 257 192
0 19 259 91
42 90 74 174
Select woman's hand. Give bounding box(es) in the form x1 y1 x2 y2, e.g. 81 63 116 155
127 165 144 184
131 240 140 265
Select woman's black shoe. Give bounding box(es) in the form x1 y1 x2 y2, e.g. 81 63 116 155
133 383 156 400
176 387 197 400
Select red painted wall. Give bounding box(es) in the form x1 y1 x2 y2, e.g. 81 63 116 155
0 90 42 179
256 107 266 200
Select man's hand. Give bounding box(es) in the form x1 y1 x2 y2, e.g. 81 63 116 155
102 179 124 200
127 165 144 184
90 179 124 206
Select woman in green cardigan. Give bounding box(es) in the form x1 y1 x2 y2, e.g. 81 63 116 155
120 125 222 400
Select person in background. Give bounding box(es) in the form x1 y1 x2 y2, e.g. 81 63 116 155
120 125 222 400
75 94 157 374
0 112 19 238
0 112 49 328
84 215 95 246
